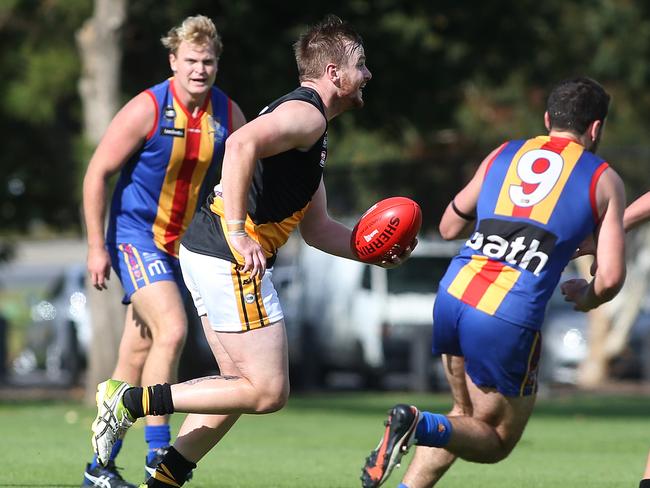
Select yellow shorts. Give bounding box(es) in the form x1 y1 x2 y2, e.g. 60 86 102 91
179 244 284 332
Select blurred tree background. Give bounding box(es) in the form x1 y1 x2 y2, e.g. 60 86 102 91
2 0 650 236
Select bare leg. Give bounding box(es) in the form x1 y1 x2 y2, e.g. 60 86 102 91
400 355 536 487
131 281 188 427
174 316 240 462
402 355 470 488
172 318 290 463
443 371 535 463
112 303 152 385
644 450 650 478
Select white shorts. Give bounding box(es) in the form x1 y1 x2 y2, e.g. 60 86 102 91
179 244 284 332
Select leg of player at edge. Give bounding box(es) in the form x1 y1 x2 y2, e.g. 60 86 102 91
92 317 289 487
640 450 650 488
361 354 536 488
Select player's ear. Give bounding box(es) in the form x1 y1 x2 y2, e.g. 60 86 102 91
169 53 177 73
588 119 602 142
544 111 551 131
325 63 340 85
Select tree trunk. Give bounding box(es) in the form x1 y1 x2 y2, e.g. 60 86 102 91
576 303 610 388
576 227 650 388
76 0 126 405
76 0 126 144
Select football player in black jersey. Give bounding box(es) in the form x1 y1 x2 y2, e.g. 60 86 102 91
90 15 413 488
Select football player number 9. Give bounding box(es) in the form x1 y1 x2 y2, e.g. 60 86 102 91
509 149 564 207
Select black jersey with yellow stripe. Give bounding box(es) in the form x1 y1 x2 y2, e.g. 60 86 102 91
181 86 327 266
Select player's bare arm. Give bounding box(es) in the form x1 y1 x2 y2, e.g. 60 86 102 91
561 168 626 311
230 100 247 132
624 191 650 232
576 184 650 259
439 145 500 240
300 179 357 259
82 92 155 290
300 181 416 267
221 100 326 278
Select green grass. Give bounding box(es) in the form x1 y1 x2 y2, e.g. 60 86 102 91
0 391 648 487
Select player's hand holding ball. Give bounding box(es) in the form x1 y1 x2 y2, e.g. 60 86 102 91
350 197 421 267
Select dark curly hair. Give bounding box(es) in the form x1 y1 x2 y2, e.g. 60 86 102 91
547 77 610 134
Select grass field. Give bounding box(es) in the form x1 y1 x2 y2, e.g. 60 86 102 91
0 390 647 487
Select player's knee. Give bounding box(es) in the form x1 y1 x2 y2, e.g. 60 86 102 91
483 435 518 463
255 397 286 414
484 445 514 463
127 349 148 370
254 383 289 413
155 320 187 350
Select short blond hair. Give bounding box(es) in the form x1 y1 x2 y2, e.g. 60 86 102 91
161 15 223 58
294 15 363 82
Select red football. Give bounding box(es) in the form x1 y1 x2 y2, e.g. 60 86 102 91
351 197 422 264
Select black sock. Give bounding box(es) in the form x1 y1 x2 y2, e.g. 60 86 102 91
146 446 196 487
123 384 174 419
640 479 650 488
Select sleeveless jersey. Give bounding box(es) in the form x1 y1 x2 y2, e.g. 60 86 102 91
439 135 610 330
106 78 233 257
182 86 328 266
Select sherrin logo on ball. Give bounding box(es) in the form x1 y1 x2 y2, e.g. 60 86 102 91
351 196 422 264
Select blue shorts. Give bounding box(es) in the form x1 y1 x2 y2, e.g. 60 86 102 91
107 241 185 304
432 287 542 397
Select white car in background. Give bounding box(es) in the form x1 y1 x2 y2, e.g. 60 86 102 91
540 271 650 386
275 237 650 391
276 238 462 390
12 263 90 385
10 262 219 386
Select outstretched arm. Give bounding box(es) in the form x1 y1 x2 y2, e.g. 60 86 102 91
299 179 356 260
299 181 415 267
624 191 650 232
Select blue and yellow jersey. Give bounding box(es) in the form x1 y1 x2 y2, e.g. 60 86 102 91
439 136 609 330
106 78 233 257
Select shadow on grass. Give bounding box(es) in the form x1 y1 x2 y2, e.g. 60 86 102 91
2 387 647 420
287 390 650 419
533 394 650 418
